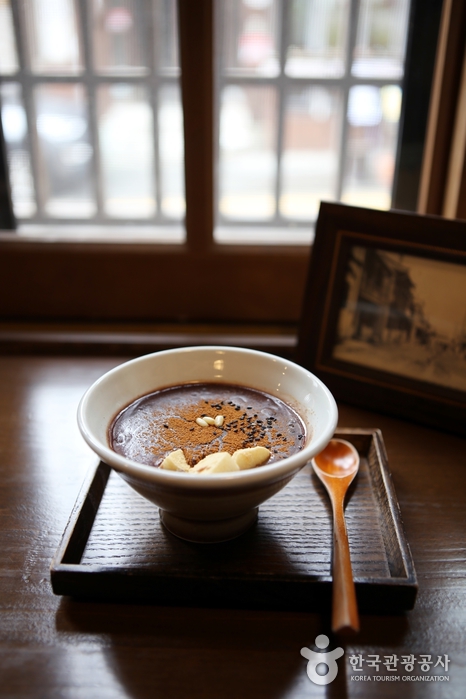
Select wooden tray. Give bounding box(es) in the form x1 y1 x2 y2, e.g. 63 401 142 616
50 428 417 612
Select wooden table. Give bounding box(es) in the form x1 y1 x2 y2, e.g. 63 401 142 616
1 355 465 698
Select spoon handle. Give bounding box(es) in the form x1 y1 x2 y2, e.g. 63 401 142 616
331 496 360 633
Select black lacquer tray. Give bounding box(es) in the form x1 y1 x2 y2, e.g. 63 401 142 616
51 428 417 612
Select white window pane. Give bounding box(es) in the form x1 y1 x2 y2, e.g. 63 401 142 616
0 0 19 74
286 0 350 77
352 0 410 78
153 0 180 73
281 87 342 220
219 85 277 220
0 83 36 217
91 0 148 74
342 84 402 209
216 0 411 243
222 0 280 76
35 84 95 217
23 0 83 74
98 84 156 218
159 84 185 219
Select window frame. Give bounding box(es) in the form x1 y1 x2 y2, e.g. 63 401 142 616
0 0 442 327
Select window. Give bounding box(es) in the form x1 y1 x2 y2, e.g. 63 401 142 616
0 0 443 329
1 0 185 239
216 0 410 243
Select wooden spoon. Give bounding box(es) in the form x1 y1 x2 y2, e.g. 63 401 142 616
312 438 360 633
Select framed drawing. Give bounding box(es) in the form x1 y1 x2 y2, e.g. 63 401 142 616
296 202 466 436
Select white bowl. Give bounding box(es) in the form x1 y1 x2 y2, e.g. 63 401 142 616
77 346 338 542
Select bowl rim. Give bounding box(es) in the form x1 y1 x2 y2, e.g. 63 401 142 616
77 345 338 490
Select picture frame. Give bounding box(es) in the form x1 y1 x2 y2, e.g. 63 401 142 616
296 202 466 437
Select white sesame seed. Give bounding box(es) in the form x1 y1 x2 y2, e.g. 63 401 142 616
214 415 224 427
203 416 215 425
196 417 209 427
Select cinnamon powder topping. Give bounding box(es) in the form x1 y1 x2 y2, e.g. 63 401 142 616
110 383 306 468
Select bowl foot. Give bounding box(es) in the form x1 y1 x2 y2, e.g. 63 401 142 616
159 508 258 543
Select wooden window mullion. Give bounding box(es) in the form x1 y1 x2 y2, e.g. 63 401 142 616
178 0 214 252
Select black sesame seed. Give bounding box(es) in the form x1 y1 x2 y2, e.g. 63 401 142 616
163 424 169 428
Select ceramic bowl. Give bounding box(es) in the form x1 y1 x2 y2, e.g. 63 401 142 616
77 346 338 543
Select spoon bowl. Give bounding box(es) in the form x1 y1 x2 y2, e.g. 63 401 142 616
312 438 360 633
313 438 360 478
